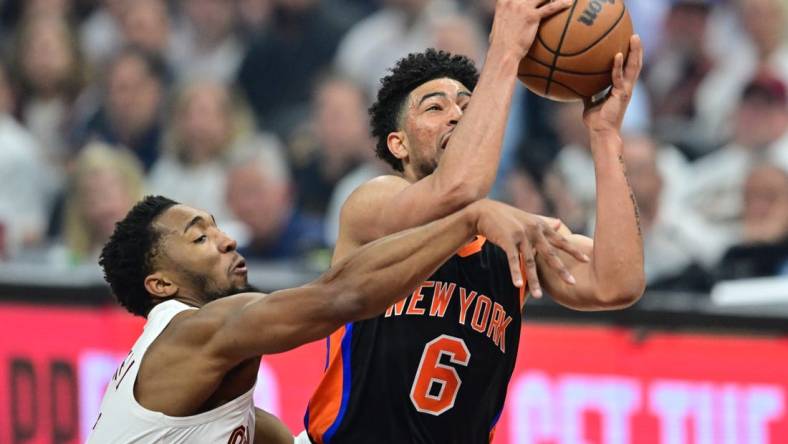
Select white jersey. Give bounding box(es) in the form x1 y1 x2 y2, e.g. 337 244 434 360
86 300 256 443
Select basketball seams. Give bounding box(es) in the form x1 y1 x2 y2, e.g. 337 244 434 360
524 53 616 76
536 33 557 54
545 0 580 95
520 0 632 100
519 74 587 98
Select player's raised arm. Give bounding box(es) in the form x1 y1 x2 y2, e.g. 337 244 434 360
533 35 646 310
347 0 572 247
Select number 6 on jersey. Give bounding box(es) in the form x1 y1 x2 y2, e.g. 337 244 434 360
409 335 471 415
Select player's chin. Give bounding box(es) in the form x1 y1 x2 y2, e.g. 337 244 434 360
228 271 249 289
235 273 249 285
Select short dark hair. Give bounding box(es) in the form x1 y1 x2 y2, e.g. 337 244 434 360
99 195 178 317
369 49 480 172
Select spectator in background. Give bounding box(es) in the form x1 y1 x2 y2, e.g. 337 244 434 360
119 0 174 65
147 79 278 225
237 0 347 136
170 0 245 83
645 0 719 156
716 163 788 280
502 165 547 216
50 142 144 266
290 74 372 219
226 147 324 261
334 0 457 97
12 13 85 168
80 0 125 66
74 47 167 171
0 61 55 259
622 133 715 290
543 101 595 232
696 0 788 140
0 0 74 27
19 0 72 18
431 13 485 65
235 0 275 40
686 73 788 254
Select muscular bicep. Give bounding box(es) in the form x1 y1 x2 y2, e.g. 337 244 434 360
336 175 473 261
204 284 347 366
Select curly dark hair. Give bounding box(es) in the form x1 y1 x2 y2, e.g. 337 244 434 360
99 195 178 317
369 49 480 172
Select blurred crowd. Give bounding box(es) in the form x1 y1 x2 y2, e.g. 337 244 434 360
0 0 786 294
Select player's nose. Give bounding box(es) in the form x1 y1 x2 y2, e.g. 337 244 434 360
218 231 237 253
448 103 463 125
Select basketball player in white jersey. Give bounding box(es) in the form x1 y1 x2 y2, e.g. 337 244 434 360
87 195 584 443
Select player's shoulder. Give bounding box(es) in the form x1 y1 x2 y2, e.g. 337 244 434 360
352 174 409 197
341 175 408 214
161 294 261 346
335 175 410 253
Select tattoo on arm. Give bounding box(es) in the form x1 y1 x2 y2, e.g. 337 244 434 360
619 154 643 237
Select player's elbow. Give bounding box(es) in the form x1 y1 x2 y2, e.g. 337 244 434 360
437 177 487 210
594 276 645 309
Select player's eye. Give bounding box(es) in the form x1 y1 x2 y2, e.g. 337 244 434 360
427 105 442 111
193 235 207 244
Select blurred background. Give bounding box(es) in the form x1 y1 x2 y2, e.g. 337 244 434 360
0 0 787 442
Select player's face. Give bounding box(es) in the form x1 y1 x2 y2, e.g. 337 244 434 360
155 205 250 303
400 78 471 179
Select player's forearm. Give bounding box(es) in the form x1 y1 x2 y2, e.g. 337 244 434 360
432 45 520 202
324 207 478 320
588 131 645 305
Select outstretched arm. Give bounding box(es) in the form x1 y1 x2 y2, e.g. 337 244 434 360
205 207 480 362
189 200 552 369
535 35 646 310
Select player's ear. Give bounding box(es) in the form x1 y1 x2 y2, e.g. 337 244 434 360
144 272 178 300
387 130 409 162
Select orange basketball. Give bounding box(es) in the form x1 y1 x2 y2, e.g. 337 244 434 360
519 0 633 101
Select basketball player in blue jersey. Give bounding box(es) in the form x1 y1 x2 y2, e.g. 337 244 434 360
302 2 646 443
87 194 579 443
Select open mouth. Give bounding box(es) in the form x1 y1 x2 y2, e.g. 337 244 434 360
231 258 247 275
440 132 453 150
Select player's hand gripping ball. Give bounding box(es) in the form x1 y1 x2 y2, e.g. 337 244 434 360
519 0 633 101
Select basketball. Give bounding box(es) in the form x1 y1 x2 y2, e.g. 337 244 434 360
519 0 634 101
